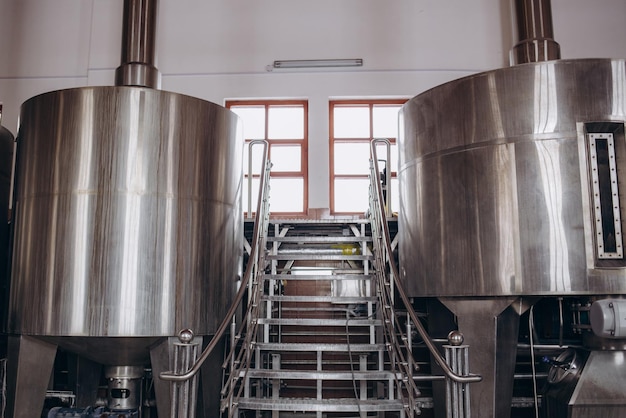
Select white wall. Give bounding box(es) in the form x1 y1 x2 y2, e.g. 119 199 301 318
1 0 625 210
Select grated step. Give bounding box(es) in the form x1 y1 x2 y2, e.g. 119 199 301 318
255 343 385 352
266 253 373 261
263 273 374 281
263 295 377 304
241 369 399 381
257 318 381 327
235 397 404 412
268 236 372 243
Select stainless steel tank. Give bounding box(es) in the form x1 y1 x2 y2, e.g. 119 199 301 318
6 85 243 417
398 58 626 297
5 1 243 417
9 85 242 355
398 2 626 417
399 59 626 418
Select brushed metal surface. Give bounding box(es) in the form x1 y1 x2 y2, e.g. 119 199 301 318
9 86 243 341
568 351 626 417
398 58 626 297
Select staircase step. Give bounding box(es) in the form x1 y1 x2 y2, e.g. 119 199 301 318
235 397 404 413
257 318 380 327
263 295 377 304
268 236 372 243
264 274 374 281
242 369 399 381
269 219 370 225
255 343 385 352
267 253 373 261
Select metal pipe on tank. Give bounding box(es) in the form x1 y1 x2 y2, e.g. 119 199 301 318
510 0 560 65
115 0 160 88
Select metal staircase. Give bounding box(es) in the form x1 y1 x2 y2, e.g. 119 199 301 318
230 219 408 417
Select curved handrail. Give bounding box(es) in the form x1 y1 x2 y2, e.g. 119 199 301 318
160 139 270 382
370 139 482 384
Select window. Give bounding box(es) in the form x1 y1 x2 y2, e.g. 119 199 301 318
330 99 407 214
227 100 308 215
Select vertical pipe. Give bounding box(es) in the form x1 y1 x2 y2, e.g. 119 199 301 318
510 0 560 65
115 0 161 87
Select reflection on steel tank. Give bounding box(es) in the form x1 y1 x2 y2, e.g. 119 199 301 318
399 58 626 298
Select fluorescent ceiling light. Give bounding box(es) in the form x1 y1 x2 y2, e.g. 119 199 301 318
273 59 363 69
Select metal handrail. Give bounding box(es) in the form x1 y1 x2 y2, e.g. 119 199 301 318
369 139 482 385
160 140 271 383
372 138 392 216
247 139 268 218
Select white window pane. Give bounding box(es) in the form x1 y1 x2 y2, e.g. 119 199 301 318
230 106 265 140
271 145 301 172
373 143 397 174
333 107 370 138
391 178 399 215
268 106 304 139
269 178 304 212
334 142 370 175
243 142 267 176
243 177 261 216
373 105 401 138
334 179 369 213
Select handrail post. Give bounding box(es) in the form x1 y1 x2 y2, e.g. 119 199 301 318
444 331 472 418
247 139 268 219
372 138 392 217
170 329 200 418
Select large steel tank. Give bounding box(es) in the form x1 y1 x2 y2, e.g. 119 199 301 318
9 85 242 356
398 1 626 417
5 1 243 417
398 58 626 297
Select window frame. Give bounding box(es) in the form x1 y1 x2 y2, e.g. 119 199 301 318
226 99 309 216
329 99 407 214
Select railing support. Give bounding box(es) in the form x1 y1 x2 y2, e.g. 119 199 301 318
444 331 471 418
170 329 200 418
